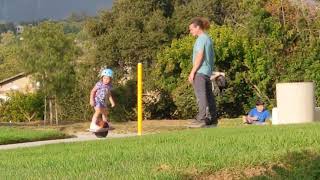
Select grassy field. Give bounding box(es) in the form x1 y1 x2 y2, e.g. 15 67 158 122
1 123 320 179
0 127 69 145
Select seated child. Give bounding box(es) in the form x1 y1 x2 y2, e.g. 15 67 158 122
243 100 271 124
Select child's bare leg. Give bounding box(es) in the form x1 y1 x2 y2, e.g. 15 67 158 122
92 108 103 124
101 108 109 122
91 112 99 124
242 116 252 123
242 116 247 123
243 116 256 124
101 108 114 129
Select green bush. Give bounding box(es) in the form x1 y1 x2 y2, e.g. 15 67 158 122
172 82 197 119
143 89 176 119
149 36 196 119
0 92 44 122
109 80 137 122
151 0 320 118
152 22 280 119
58 90 92 122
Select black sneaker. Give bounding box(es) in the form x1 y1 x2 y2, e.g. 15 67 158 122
203 123 218 128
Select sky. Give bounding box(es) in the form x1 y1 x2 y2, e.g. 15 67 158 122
0 0 113 23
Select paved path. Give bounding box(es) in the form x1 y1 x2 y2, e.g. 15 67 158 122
0 132 137 150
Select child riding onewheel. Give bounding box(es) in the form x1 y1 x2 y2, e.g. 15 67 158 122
89 68 115 137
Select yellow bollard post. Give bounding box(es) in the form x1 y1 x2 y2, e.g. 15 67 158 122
137 63 143 135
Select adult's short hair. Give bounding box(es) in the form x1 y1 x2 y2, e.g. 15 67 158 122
256 100 265 106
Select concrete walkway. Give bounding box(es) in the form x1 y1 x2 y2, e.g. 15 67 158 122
0 132 137 150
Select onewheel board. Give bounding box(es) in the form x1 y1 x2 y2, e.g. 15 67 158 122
88 128 109 138
89 121 110 138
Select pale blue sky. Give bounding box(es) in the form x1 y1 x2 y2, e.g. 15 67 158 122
0 0 113 22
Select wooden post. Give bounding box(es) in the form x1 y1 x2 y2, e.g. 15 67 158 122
55 97 58 125
44 97 47 126
49 97 53 125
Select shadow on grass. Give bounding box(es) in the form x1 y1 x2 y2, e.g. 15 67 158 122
188 150 320 180
251 150 320 180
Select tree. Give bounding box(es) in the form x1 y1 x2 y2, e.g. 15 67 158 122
152 0 320 119
0 32 21 80
85 0 173 77
0 22 16 34
18 22 79 123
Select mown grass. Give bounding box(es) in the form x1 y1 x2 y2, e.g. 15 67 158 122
0 127 69 145
1 123 320 179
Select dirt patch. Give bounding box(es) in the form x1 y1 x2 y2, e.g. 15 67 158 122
155 164 172 172
197 150 320 180
200 166 268 180
49 120 190 135
0 118 244 135
193 164 286 180
0 120 192 135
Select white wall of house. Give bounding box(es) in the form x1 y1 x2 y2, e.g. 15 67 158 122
0 75 36 100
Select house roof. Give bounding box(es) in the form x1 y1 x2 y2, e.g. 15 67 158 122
0 72 27 86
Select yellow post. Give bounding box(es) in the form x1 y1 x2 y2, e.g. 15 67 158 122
137 63 143 135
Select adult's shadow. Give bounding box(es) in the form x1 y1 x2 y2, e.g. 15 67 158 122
251 150 320 180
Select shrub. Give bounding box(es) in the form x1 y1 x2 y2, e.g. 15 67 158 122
0 92 44 122
109 80 137 122
143 89 176 119
171 82 198 119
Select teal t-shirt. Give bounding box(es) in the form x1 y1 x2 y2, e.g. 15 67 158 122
192 33 214 76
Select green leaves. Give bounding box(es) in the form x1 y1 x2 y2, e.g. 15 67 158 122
85 0 173 77
2 0 319 121
0 92 44 122
152 0 320 118
0 35 21 80
19 22 78 98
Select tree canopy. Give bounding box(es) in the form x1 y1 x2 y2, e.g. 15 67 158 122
0 0 319 121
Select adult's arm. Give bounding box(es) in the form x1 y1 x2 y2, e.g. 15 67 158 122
90 86 98 107
188 50 204 83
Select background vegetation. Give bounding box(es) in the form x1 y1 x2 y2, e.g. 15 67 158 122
0 0 319 122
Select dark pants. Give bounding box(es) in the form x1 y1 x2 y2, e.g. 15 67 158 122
193 73 217 125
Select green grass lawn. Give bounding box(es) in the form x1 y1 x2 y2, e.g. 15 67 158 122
0 127 69 145
1 123 320 179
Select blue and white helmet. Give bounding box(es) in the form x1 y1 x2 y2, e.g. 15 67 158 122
100 68 113 78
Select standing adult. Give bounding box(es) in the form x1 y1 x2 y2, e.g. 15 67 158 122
188 17 217 127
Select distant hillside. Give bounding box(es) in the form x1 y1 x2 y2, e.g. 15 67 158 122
0 0 113 23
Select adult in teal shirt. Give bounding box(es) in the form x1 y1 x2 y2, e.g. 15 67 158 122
188 17 217 127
